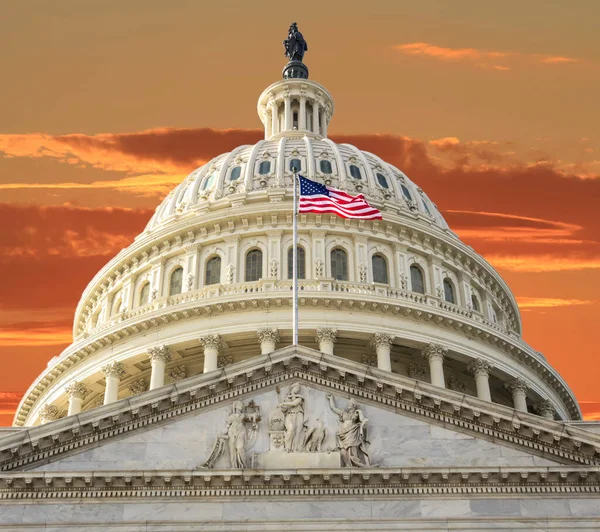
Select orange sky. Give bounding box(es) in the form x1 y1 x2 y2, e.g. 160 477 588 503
1 1 599 425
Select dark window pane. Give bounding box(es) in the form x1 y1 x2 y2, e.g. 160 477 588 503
422 199 432 216
443 278 455 304
205 256 221 285
287 247 306 279
139 283 150 306
245 249 263 282
170 267 183 296
372 254 388 283
290 158 301 172
349 164 362 180
230 166 241 181
410 265 425 294
331 248 348 281
258 161 271 175
201 173 215 190
401 184 413 201
376 173 389 189
320 160 333 174
471 294 480 312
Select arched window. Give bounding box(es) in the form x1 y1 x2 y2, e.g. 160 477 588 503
349 164 362 180
372 254 388 284
471 294 481 312
421 199 433 216
320 160 333 174
290 158 301 172
287 246 306 279
258 161 271 175
111 294 122 315
443 278 456 304
230 166 241 181
376 173 389 189
205 256 221 285
169 267 183 296
245 249 263 282
401 184 413 202
139 282 150 307
331 248 348 281
410 264 425 294
201 173 215 190
293 111 298 129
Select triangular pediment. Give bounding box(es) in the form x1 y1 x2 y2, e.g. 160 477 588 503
1 345 599 474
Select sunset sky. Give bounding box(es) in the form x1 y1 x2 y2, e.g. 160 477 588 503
1 1 599 425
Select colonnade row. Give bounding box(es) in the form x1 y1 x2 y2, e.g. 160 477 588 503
38 330 556 424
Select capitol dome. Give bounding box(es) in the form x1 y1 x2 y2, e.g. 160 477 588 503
11 30 581 429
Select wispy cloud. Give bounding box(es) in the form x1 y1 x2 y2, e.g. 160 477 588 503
516 297 595 309
486 255 600 272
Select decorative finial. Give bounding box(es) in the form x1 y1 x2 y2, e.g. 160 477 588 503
282 22 309 79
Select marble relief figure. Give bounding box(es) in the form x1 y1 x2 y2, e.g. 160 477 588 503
327 395 371 467
277 383 306 452
202 400 260 469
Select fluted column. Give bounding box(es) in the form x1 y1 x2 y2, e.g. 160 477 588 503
257 328 279 355
200 334 222 373
102 362 125 405
422 343 447 388
316 328 337 355
467 358 493 402
147 345 171 391
312 101 320 135
535 399 555 420
320 107 327 137
371 333 394 372
39 404 61 425
505 378 529 412
65 381 88 416
270 101 278 136
284 94 292 131
299 95 307 130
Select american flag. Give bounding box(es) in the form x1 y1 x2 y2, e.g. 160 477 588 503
298 175 382 220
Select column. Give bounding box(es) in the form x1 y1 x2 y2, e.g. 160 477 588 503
320 107 327 137
147 345 171 390
422 343 447 388
65 381 89 416
183 246 198 293
39 404 61 425
257 328 279 355
284 94 292 131
200 334 221 373
270 101 279 136
312 101 320 135
371 333 394 372
467 358 493 402
505 377 529 412
102 362 125 405
299 95 307 130
535 400 556 420
316 328 337 355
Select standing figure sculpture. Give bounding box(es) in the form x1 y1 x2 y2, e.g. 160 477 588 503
283 22 308 62
202 400 260 469
278 383 306 452
326 395 371 467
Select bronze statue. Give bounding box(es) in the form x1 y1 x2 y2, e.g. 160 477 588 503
283 22 308 63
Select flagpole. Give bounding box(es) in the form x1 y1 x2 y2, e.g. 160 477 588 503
292 167 299 346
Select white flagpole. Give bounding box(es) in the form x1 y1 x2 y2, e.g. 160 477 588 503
292 167 299 345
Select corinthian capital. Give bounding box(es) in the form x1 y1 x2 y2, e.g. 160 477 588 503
101 361 126 380
147 345 171 364
534 399 555 418
371 333 395 350
422 343 447 362
199 334 222 351
467 358 493 377
64 381 89 400
316 327 337 344
505 377 529 394
39 404 62 422
257 328 280 344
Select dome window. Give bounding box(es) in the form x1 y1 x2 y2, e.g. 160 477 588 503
372 254 388 284
443 278 456 304
421 199 433 216
331 248 348 281
201 173 216 191
293 111 299 129
376 173 389 189
205 256 221 285
258 161 271 175
230 166 241 181
290 158 302 172
471 294 481 313
287 246 306 279
349 164 362 180
401 184 413 202
139 282 150 307
320 160 333 174
169 267 183 296
111 292 122 316
410 265 425 294
245 249 263 282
